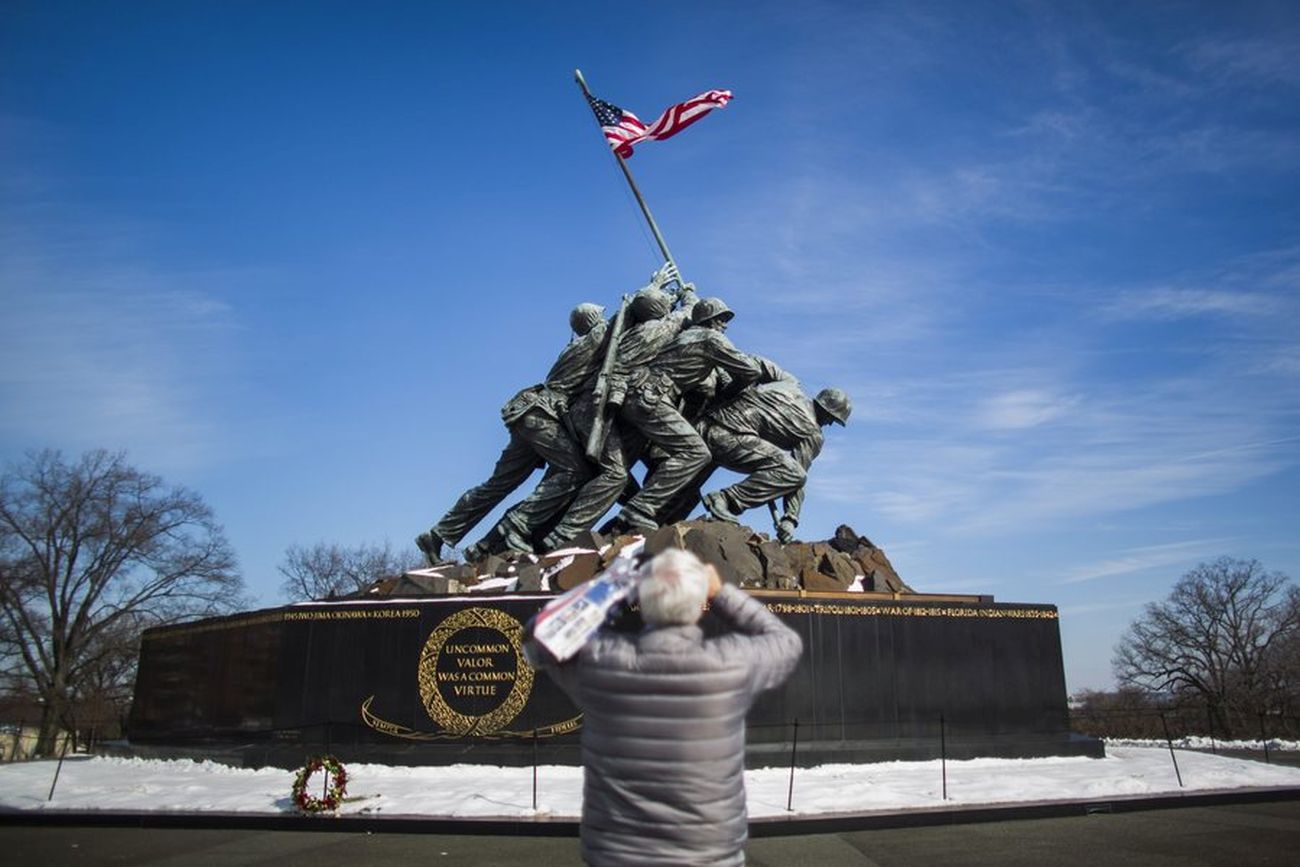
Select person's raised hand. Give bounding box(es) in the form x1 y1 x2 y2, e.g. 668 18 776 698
704 564 723 600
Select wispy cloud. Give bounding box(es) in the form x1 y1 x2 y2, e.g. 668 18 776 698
808 347 1300 537
1058 598 1149 618
976 389 1081 431
1182 37 1300 89
1060 538 1235 585
1104 287 1281 320
0 226 247 472
1261 348 1300 376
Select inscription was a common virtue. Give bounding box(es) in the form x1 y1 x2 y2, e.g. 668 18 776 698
438 641 515 696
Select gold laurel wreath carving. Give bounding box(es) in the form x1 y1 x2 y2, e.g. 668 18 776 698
415 607 535 736
359 695 582 741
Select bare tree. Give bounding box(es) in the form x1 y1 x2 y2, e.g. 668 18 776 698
1113 557 1299 738
1070 687 1165 740
279 540 422 601
0 450 243 754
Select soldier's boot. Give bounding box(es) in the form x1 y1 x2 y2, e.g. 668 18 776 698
598 514 628 536
465 526 506 562
416 530 445 566
702 490 742 524
616 474 641 505
463 540 491 562
621 505 658 534
499 522 536 555
600 507 654 537
540 530 572 553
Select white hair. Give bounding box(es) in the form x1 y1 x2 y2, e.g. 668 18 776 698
638 548 709 627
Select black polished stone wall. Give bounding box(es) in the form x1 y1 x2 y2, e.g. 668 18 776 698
127 593 1101 768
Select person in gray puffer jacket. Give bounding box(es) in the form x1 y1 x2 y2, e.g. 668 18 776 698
525 548 803 866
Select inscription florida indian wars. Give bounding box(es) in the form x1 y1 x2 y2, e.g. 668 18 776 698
360 607 581 740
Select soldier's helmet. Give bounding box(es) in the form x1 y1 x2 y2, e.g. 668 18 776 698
569 302 605 335
691 296 735 327
813 388 852 426
630 287 673 323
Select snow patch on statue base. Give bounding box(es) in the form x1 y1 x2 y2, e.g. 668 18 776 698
354 522 910 599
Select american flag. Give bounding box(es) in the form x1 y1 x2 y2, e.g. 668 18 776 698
585 88 733 158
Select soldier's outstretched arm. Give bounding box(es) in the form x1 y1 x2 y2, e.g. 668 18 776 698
708 333 762 396
750 354 798 385
776 433 824 541
674 282 699 315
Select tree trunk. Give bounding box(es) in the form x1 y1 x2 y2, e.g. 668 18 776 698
1208 699 1233 740
35 701 60 757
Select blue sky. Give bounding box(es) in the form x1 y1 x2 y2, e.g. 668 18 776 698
3 1 1298 692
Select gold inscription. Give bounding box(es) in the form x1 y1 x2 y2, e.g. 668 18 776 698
283 608 421 621
415 607 534 736
142 606 420 640
765 603 1057 619
360 695 581 741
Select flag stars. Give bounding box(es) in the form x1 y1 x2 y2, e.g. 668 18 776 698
585 87 731 159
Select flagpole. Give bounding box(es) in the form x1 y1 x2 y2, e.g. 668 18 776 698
574 69 681 281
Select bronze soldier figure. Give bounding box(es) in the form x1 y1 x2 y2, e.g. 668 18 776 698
700 381 851 543
605 296 761 534
415 303 606 563
538 270 695 551
646 355 796 526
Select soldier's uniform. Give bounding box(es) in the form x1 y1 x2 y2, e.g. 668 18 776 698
648 356 794 525
539 289 697 550
701 378 825 530
422 317 606 556
613 321 761 530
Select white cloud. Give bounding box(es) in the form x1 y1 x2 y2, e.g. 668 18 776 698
1105 287 1281 320
806 361 1299 539
1183 37 1300 89
1060 538 1235 585
0 233 247 472
1261 348 1300 376
976 389 1080 430
1058 597 1149 618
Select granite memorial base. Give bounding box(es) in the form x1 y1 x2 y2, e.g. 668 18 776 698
126 590 1103 769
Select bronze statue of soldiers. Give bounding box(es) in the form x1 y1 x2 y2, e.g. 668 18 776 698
606 296 762 534
700 380 851 543
415 303 607 563
538 268 694 551
646 355 794 525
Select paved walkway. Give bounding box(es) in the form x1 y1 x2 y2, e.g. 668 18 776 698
3 801 1298 865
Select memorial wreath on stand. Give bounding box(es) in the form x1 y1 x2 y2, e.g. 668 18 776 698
292 755 348 814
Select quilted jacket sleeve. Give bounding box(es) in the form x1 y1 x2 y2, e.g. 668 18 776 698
707 584 803 695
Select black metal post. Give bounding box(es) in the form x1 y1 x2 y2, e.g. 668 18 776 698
786 719 799 812
1158 712 1184 787
1259 713 1271 764
939 713 948 801
47 738 70 802
533 728 540 811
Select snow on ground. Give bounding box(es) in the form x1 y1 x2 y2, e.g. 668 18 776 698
1104 736 1299 751
2 747 1299 818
